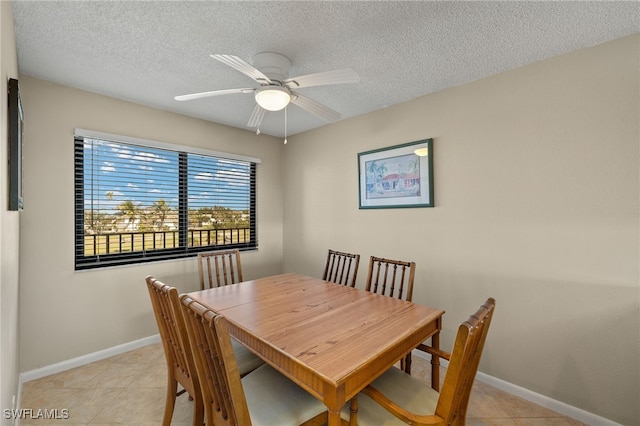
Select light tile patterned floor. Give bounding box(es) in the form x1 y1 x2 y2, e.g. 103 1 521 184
20 343 584 425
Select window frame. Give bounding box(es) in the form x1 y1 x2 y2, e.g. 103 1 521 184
74 129 259 270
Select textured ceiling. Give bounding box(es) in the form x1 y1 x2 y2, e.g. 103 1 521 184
12 1 640 138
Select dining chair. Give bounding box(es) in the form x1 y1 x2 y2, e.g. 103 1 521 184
365 256 416 301
196 250 265 375
198 249 243 290
145 276 204 426
365 255 416 372
342 298 496 426
322 249 361 287
180 295 329 426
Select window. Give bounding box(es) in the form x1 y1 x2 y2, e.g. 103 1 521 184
74 130 258 270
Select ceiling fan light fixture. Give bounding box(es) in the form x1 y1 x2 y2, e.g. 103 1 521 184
255 86 290 111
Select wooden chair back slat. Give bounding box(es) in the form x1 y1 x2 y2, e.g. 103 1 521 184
435 298 496 423
365 256 416 301
181 295 252 425
322 249 361 287
198 250 244 290
145 276 203 426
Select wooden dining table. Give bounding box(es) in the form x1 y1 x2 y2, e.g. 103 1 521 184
187 272 445 426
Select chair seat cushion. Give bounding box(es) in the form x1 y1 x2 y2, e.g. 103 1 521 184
231 339 265 375
243 364 327 426
341 366 439 426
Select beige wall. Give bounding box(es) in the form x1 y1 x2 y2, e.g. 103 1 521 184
1 1 20 423
283 35 640 424
18 77 285 371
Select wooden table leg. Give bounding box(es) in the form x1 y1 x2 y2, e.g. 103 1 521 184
348 397 358 426
328 409 342 426
431 317 442 391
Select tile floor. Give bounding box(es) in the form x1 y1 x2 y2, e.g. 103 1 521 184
20 343 585 425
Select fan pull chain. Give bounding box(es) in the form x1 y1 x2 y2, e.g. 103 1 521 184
284 106 288 144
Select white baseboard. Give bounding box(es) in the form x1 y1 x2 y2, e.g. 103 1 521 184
20 334 160 383
412 350 620 426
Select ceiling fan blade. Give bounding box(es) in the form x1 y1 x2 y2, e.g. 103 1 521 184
247 104 266 128
211 54 272 85
290 93 341 122
175 88 254 101
284 68 360 89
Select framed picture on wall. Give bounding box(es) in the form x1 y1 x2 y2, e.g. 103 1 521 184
358 138 434 209
8 78 24 211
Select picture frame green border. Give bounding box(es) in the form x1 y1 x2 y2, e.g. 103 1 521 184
358 138 434 209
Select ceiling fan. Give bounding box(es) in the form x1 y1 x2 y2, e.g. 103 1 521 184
175 52 360 131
